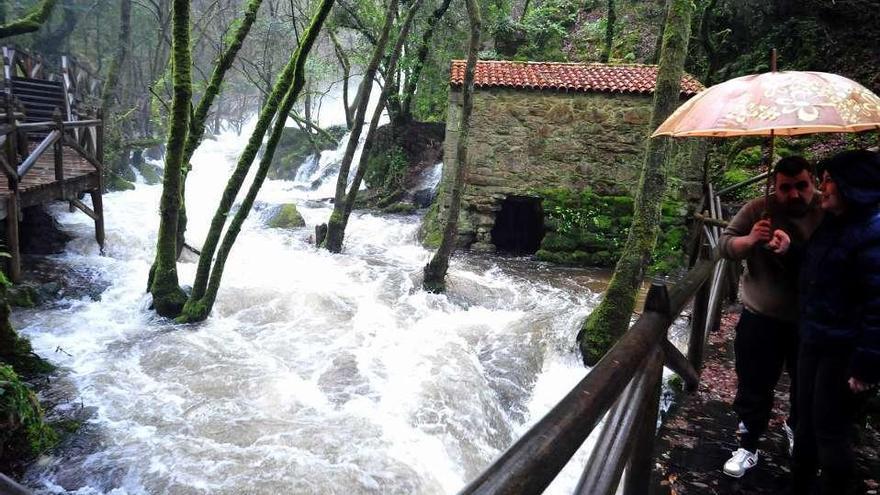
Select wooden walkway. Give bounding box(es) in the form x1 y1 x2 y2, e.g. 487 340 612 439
0 143 99 219
651 308 880 494
2 46 105 281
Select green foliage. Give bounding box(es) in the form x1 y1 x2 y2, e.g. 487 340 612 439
364 145 408 197
0 365 58 463
510 0 578 61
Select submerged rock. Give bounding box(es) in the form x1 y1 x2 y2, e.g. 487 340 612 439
267 204 306 229
19 206 72 255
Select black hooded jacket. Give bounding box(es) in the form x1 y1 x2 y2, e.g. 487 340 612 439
799 150 880 383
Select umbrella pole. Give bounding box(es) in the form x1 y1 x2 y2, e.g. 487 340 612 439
762 48 778 218
763 129 776 218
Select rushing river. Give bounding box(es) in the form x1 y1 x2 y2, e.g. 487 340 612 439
12 120 633 494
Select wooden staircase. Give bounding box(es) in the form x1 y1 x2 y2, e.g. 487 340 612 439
1 46 105 282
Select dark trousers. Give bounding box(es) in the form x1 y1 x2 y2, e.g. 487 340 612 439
792 342 861 495
732 309 799 451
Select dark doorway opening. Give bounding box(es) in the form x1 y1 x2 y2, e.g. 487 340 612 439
491 196 545 255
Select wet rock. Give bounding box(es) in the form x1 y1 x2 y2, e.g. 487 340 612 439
266 204 306 229
380 202 417 215
20 257 110 305
411 187 435 208
317 353 373 406
19 206 72 255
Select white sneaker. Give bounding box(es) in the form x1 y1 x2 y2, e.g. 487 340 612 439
723 448 759 478
736 421 748 435
783 422 794 456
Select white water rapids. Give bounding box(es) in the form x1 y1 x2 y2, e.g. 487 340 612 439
10 119 637 494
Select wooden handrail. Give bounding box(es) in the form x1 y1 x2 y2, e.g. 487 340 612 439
716 171 769 196
16 119 101 132
17 129 60 178
458 256 718 495
575 348 663 494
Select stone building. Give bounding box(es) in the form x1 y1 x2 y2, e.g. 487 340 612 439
430 60 704 258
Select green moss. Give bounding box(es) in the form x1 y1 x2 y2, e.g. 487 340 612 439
105 172 136 192
0 284 53 375
418 201 443 248
134 161 162 185
6 287 36 308
267 204 305 229
176 298 209 324
0 365 58 463
381 202 417 214
667 374 684 392
532 188 686 272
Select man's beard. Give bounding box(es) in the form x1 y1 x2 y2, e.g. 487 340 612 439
781 199 809 216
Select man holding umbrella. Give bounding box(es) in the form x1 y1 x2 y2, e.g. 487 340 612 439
650 58 880 478
718 156 823 477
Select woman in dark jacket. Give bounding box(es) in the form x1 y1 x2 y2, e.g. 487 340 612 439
793 149 880 494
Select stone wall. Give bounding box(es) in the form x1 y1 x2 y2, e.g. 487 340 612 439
433 87 703 252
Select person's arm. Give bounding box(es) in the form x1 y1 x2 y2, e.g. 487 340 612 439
719 200 772 260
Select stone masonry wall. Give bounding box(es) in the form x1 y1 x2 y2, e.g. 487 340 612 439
435 87 703 252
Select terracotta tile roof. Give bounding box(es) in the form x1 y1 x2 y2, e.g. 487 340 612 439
449 60 703 96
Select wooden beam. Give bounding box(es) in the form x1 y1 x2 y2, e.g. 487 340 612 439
6 193 20 282
623 348 664 495
69 198 97 220
17 129 60 178
575 350 660 494
0 473 32 495
89 190 104 251
694 212 728 228
661 338 699 391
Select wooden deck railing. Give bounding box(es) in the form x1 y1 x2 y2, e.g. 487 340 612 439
1 46 105 281
459 188 731 495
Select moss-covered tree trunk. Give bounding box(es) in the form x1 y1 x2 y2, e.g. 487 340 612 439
601 0 615 63
0 0 56 39
328 29 354 129
398 0 453 124
174 0 264 259
332 0 425 246
149 0 192 317
422 0 481 293
322 0 399 253
177 0 335 323
577 0 693 365
100 0 131 111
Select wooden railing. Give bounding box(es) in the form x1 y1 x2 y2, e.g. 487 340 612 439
2 46 102 119
1 46 105 282
459 189 731 495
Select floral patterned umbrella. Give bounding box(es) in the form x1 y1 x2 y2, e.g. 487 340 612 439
652 71 880 138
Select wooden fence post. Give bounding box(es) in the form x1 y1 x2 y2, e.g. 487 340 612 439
623 347 664 495
6 193 20 282
53 110 64 181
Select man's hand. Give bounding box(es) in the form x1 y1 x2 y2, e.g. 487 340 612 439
746 219 773 248
849 377 872 393
767 229 791 254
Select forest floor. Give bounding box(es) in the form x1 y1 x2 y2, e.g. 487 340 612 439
651 305 880 495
